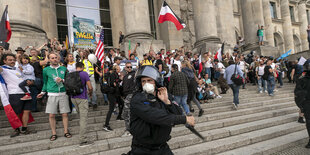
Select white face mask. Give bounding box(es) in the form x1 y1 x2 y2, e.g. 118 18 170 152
143 83 155 94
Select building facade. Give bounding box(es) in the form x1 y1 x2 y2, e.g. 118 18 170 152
1 0 310 57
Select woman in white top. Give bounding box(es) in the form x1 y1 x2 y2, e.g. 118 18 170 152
66 53 76 73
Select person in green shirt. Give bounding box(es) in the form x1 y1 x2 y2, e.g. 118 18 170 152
257 25 264 45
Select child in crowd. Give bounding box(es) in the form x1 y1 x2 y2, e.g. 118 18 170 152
18 55 36 100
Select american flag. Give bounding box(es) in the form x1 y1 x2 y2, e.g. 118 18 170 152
95 29 104 68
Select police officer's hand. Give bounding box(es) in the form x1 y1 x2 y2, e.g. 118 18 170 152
157 87 170 105
186 116 195 126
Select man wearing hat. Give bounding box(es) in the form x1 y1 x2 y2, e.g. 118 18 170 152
15 47 25 54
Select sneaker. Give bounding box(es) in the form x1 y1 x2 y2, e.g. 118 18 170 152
264 90 268 93
190 108 195 112
306 140 310 148
10 128 20 138
79 141 95 147
93 104 98 111
198 109 204 117
121 131 132 137
259 91 263 94
298 117 306 123
116 116 124 121
20 129 31 135
103 125 113 132
20 94 32 101
232 103 238 110
269 93 275 97
72 108 77 114
216 95 222 99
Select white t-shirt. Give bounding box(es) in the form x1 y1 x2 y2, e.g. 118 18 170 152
256 65 265 76
173 60 181 71
204 58 213 68
216 62 225 74
271 63 276 69
239 61 246 71
1 66 25 94
67 62 76 73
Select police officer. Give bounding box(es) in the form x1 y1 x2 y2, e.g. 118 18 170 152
294 60 310 148
128 65 195 155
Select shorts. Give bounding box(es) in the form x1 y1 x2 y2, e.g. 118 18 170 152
9 94 32 114
45 95 70 114
258 36 264 42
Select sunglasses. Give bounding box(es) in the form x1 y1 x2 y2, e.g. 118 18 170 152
126 66 132 68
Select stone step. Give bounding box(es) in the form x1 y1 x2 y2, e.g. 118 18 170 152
172 122 305 155
0 95 294 136
0 103 297 147
0 90 294 127
218 130 308 155
21 113 302 155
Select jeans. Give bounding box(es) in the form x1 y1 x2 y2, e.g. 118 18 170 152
174 95 189 114
87 76 97 105
257 76 266 92
229 84 240 105
214 71 220 80
205 68 211 78
277 72 283 86
267 76 275 95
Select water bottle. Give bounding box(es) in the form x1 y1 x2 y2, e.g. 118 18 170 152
52 74 64 88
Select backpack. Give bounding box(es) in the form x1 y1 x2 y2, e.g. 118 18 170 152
262 66 269 80
64 71 84 96
100 72 115 94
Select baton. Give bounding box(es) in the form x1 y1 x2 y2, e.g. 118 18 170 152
185 114 205 141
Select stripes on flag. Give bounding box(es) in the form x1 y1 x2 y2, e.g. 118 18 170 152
158 1 186 31
0 5 11 42
95 29 105 68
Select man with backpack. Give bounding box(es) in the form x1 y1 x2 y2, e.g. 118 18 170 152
67 62 93 147
263 59 275 96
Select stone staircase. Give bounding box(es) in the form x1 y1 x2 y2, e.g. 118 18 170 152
0 82 308 155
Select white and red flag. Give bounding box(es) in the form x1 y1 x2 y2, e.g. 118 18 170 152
214 43 225 62
0 5 11 42
198 54 203 78
0 74 34 129
158 1 186 31
95 29 105 68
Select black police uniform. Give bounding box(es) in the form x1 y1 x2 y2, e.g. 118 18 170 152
129 92 186 155
295 72 310 147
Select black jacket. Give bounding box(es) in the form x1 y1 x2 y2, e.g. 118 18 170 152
122 71 136 96
130 92 186 146
294 74 310 112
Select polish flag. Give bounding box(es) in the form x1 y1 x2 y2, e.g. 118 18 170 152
0 5 11 42
0 74 34 129
158 1 186 31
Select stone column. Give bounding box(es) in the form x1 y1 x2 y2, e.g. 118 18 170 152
192 0 220 50
123 0 152 39
41 0 58 39
281 0 295 53
240 0 265 45
298 0 308 51
109 0 125 48
0 0 47 51
215 0 236 48
262 0 274 46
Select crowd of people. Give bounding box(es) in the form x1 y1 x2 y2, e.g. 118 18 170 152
0 38 306 149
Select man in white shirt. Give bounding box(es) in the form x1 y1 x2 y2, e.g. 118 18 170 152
256 60 267 93
173 54 182 71
215 59 229 94
0 54 33 137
